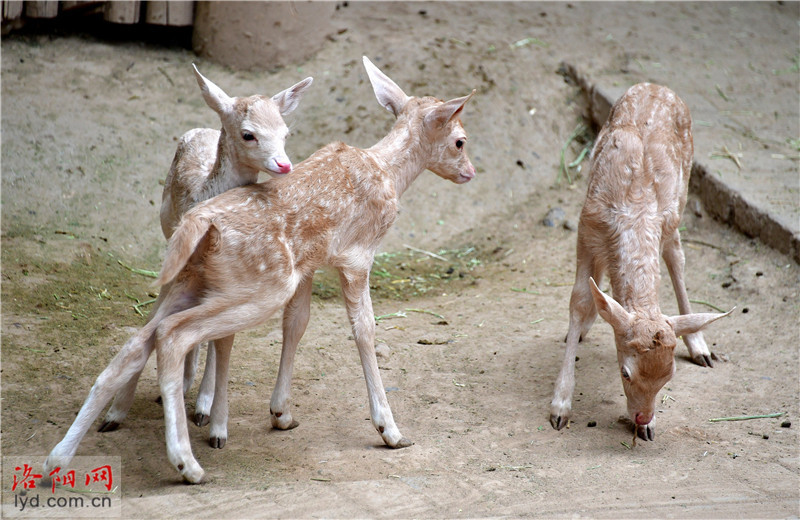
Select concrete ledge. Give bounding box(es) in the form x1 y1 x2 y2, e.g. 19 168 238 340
561 61 800 264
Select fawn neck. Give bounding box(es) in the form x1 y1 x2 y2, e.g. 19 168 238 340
606 209 663 315
204 128 259 198
367 113 428 198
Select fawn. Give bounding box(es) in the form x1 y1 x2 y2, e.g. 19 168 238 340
98 65 312 433
46 57 476 483
549 83 731 441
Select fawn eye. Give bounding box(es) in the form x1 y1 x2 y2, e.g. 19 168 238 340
621 367 631 381
242 132 256 142
455 139 464 149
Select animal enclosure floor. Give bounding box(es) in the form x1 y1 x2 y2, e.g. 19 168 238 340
2 2 798 518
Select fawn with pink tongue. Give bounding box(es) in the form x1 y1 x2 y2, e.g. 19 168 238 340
549 83 732 441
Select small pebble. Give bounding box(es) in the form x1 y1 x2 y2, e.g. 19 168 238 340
563 219 578 231
542 207 565 227
762 434 769 439
781 420 791 428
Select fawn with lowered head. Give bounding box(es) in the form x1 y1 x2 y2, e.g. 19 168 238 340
549 83 732 441
100 65 313 433
44 65 312 469
46 56 476 483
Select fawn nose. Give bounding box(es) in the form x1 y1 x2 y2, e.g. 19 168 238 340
634 412 652 425
275 160 292 174
459 163 476 182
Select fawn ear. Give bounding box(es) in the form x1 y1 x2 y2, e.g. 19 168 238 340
272 77 313 116
589 277 631 332
193 63 234 116
667 308 734 337
363 56 409 117
425 90 475 129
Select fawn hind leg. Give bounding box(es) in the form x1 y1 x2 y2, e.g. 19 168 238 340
98 292 167 432
193 342 216 427
208 335 233 448
51 282 195 471
158 294 291 483
46 322 158 473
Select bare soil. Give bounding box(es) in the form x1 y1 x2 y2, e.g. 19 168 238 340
2 2 798 518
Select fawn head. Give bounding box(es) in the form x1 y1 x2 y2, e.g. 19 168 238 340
362 56 476 184
192 64 313 176
589 278 731 427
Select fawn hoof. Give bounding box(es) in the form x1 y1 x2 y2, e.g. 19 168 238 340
97 421 120 433
44 449 72 476
691 353 714 368
634 415 656 441
209 436 226 449
272 419 300 431
379 426 413 449
194 413 210 427
177 461 204 484
685 333 717 368
390 437 414 449
636 424 655 442
270 410 299 430
550 414 569 431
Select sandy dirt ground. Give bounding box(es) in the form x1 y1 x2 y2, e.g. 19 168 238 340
2 2 799 518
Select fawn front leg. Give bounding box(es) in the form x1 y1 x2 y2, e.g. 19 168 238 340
270 276 312 430
550 258 599 430
662 230 714 367
338 268 412 448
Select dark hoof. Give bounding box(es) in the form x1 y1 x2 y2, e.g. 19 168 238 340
636 425 655 442
693 353 714 368
155 395 162 405
97 421 120 433
194 413 210 427
550 414 568 430
209 436 226 449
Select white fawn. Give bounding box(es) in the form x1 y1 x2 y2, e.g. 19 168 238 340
549 83 731 441
97 65 312 434
46 57 476 483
